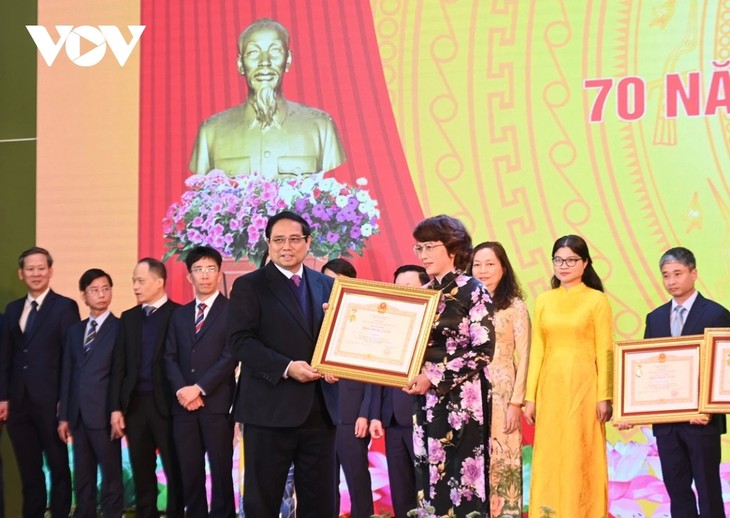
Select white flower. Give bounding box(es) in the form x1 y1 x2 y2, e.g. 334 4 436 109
361 223 373 237
356 177 368 186
356 190 371 202
318 177 336 192
278 184 298 205
335 195 349 208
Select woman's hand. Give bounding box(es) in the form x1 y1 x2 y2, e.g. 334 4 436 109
523 401 536 425
403 373 431 395
504 404 522 434
596 400 613 424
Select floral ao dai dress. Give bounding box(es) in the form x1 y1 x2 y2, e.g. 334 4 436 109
488 298 530 518
413 272 495 518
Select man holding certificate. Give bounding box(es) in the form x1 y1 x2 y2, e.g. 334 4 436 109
227 210 339 518
644 247 730 518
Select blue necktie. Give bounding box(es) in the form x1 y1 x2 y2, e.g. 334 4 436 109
143 305 156 317
24 300 38 335
84 320 97 354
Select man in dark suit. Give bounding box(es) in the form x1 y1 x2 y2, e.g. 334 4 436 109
369 265 428 518
645 247 730 518
109 258 183 518
0 246 79 517
58 269 124 518
321 258 373 518
164 246 237 517
228 210 339 518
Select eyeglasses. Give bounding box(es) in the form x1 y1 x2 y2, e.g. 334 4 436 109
552 256 582 267
190 266 219 274
86 287 111 295
269 235 308 246
413 243 445 256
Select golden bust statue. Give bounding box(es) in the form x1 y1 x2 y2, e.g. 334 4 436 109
189 18 346 178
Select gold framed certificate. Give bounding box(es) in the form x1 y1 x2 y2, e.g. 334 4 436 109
614 335 706 425
700 328 730 413
311 277 440 387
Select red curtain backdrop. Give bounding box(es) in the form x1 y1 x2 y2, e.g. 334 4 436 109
138 0 424 301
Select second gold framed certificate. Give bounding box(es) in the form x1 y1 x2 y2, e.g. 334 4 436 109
311 277 441 387
614 335 705 425
700 328 730 413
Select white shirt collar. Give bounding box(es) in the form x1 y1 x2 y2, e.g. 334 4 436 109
27 288 51 308
672 290 698 314
143 294 168 311
274 263 304 280
195 292 219 307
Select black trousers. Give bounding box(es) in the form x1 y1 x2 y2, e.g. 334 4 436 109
243 404 337 518
7 396 70 518
125 394 183 518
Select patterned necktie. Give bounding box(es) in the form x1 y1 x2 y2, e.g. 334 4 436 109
25 300 38 334
194 303 207 335
84 320 98 354
291 274 302 287
671 305 686 337
143 305 156 317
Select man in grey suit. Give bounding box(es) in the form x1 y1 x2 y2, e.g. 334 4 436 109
228 210 339 518
58 269 124 518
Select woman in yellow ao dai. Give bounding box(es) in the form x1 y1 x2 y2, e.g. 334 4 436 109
524 235 613 518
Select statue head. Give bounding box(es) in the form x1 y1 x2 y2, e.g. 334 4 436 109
237 18 292 128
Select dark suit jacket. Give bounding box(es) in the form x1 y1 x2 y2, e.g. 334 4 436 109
369 385 414 427
59 315 120 429
646 292 730 436
339 380 371 425
228 262 338 427
109 299 179 417
164 294 236 415
0 290 80 405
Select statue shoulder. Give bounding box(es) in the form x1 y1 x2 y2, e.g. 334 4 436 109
285 100 335 123
199 103 248 130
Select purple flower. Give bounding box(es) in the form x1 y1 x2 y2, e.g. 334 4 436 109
469 324 489 345
326 231 339 243
460 456 485 499
294 198 307 212
428 438 446 464
312 204 330 221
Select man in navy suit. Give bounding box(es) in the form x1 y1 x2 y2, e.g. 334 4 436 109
321 258 373 518
0 246 79 517
645 247 730 518
228 210 339 518
109 258 183 518
369 265 428 518
165 246 237 517
58 269 124 518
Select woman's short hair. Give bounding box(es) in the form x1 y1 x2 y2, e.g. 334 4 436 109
413 215 473 271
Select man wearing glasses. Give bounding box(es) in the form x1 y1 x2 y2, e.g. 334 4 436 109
58 269 124 518
227 210 339 518
164 246 237 517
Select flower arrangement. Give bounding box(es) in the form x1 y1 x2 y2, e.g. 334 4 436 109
162 170 380 266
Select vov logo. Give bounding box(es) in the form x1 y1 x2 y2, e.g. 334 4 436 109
26 25 146 66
